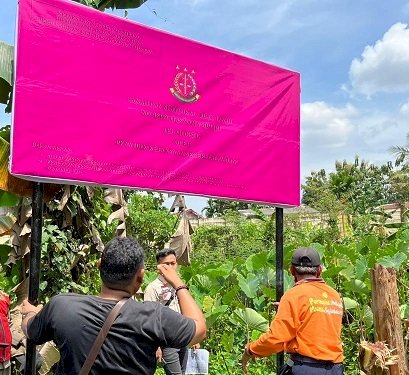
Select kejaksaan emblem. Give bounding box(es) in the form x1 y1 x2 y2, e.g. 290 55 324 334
170 66 200 103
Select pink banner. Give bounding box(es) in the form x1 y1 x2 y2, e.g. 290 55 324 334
11 0 300 206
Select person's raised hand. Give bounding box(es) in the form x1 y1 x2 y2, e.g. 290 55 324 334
241 345 254 374
157 264 183 289
21 299 43 316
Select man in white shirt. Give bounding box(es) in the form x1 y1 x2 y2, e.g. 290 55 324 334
144 249 188 375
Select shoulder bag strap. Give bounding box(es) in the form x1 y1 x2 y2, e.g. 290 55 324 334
79 298 129 375
164 290 175 307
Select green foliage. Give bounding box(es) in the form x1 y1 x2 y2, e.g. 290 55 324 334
191 212 265 265
0 42 13 110
176 243 296 374
0 191 20 207
203 198 251 217
72 0 147 10
302 157 394 217
0 125 10 142
0 184 407 374
202 198 263 218
36 186 124 300
40 221 101 299
231 308 269 335
0 244 18 295
302 169 345 216
182 220 409 374
126 192 177 266
390 133 409 168
389 133 409 209
87 188 120 244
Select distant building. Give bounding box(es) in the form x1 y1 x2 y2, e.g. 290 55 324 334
188 215 226 230
375 202 409 224
187 205 327 229
238 205 324 227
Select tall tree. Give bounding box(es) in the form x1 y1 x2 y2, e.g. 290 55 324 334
337 158 393 215
126 192 177 265
389 133 409 221
73 0 147 10
303 157 394 216
202 198 260 218
302 169 343 213
390 133 409 167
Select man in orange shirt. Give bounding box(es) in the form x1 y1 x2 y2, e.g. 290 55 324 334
241 247 343 374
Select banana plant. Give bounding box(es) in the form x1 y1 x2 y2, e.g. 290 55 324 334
0 41 13 111
73 0 147 11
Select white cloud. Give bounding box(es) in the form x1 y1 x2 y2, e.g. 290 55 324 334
356 114 402 150
301 101 357 148
349 23 409 96
300 100 409 179
400 99 409 114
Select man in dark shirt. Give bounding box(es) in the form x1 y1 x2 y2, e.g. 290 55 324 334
21 237 206 375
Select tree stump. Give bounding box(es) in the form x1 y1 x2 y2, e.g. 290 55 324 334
371 264 409 375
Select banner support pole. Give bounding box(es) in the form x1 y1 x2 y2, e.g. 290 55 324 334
275 207 284 370
24 182 44 375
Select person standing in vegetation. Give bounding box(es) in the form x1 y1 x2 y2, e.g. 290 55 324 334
144 249 197 375
241 247 343 374
20 237 206 375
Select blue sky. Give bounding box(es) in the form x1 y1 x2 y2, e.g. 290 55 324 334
1 0 409 213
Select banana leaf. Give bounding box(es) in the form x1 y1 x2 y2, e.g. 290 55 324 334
0 190 20 207
0 209 17 236
72 0 147 10
107 0 147 9
0 41 13 106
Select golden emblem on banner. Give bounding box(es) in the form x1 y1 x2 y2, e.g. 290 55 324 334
170 66 200 103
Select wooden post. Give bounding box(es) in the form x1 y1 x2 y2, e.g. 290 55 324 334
371 264 409 375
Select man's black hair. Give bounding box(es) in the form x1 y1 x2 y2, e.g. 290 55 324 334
100 237 144 288
293 265 319 275
155 248 176 263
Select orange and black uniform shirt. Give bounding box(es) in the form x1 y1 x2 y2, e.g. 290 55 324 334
249 280 343 363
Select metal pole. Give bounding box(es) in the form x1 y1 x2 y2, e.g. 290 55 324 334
275 207 284 371
24 182 44 375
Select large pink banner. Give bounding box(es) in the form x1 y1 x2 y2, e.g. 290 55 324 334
11 0 300 206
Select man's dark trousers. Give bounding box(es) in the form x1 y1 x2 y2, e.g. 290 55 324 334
292 363 343 374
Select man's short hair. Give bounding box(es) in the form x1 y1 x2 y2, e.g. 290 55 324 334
293 265 319 275
100 237 144 288
156 249 176 263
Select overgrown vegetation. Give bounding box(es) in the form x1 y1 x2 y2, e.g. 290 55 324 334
187 213 409 374
126 192 178 267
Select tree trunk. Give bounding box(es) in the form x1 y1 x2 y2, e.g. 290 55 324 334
371 264 409 375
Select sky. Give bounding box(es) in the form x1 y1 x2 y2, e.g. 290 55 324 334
1 0 409 213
